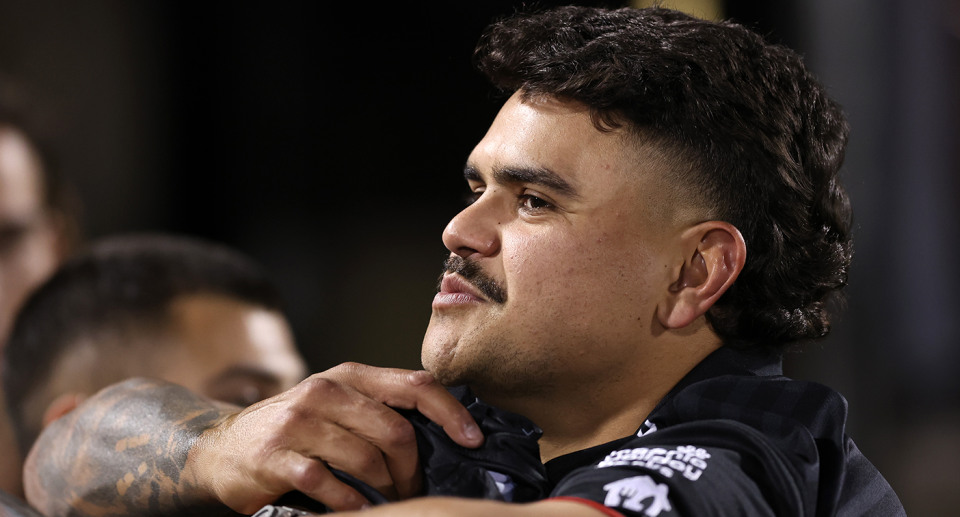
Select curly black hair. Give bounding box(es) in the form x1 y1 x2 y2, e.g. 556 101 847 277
475 6 852 352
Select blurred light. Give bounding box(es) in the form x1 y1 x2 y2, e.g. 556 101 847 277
631 0 724 20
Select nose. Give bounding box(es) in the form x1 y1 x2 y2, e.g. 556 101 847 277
442 195 501 259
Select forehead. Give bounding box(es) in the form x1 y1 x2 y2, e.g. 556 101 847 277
469 92 697 224
169 295 292 356
471 93 632 182
163 294 305 383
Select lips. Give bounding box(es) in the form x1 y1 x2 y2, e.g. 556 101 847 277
433 274 486 308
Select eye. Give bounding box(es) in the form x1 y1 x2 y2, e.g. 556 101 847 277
520 193 553 211
228 385 265 407
465 185 485 206
206 379 273 407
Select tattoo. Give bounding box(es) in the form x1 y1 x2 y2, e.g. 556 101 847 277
28 378 242 517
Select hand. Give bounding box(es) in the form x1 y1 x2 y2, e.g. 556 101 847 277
190 363 484 514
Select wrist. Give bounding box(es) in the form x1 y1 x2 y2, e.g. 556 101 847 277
186 411 241 508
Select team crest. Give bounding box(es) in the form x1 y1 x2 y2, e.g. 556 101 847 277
602 475 672 516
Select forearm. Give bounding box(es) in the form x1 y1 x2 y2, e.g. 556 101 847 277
24 378 240 517
333 497 609 517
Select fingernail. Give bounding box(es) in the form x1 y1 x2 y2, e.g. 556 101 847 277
361 504 372 511
464 423 483 443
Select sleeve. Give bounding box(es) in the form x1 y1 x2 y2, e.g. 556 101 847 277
548 420 816 517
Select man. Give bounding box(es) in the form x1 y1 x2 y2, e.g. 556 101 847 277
0 76 75 497
2 234 308 463
24 7 903 517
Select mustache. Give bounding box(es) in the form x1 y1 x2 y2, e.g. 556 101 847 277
439 256 507 304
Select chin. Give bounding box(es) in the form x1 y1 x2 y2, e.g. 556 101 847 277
421 341 464 387
423 331 495 390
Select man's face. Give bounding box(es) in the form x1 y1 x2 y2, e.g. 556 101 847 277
155 294 308 406
0 126 62 348
422 93 694 399
33 294 307 441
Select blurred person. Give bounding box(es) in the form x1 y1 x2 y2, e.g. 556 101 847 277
1 234 306 503
24 7 904 517
0 75 76 498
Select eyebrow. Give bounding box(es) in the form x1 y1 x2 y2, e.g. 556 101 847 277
463 162 580 199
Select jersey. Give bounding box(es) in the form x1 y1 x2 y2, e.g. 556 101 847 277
256 347 904 516
544 347 905 516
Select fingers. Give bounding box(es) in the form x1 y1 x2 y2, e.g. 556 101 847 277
343 405 421 500
264 379 404 501
331 363 484 448
297 372 422 499
196 362 484 512
401 370 485 448
315 364 483 500
273 450 369 513
309 425 400 501
201 409 383 513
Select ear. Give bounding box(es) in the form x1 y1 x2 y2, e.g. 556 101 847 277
41 392 87 428
657 221 746 330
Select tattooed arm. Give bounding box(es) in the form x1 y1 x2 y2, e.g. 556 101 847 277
23 378 237 517
24 364 482 517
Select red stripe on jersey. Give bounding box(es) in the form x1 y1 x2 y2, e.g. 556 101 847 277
548 496 627 517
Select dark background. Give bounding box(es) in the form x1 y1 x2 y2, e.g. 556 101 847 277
0 1 958 514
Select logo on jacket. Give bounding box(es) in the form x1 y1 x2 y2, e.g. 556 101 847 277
602 475 672 516
636 419 658 437
597 444 710 481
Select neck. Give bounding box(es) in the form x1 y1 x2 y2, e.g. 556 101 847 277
522 381 669 463
478 336 721 463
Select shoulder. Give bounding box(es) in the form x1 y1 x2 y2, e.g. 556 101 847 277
549 375 903 516
664 374 848 434
550 419 803 517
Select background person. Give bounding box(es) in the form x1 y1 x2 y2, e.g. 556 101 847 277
2 234 306 470
0 75 76 497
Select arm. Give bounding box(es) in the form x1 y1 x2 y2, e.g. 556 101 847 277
333 498 614 517
25 364 483 517
24 378 237 517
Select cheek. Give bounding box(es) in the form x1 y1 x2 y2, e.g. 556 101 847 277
501 230 581 301
503 225 658 316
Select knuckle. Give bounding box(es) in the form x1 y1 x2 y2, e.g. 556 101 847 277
331 361 366 380
273 402 315 430
381 417 416 447
290 463 365 512
324 488 366 512
405 369 437 388
402 370 438 394
290 460 328 493
339 361 364 372
299 375 340 399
